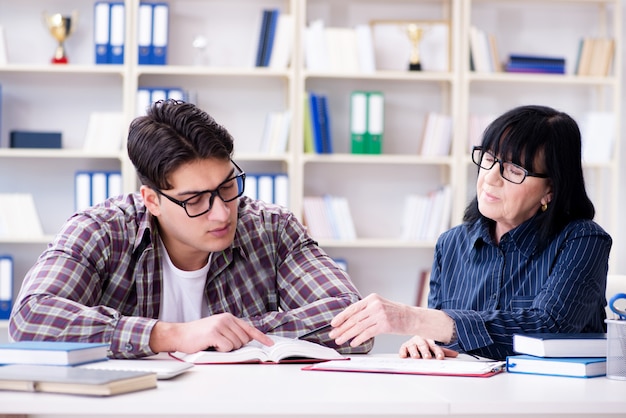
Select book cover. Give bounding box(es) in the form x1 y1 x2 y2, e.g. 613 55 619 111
261 9 280 67
506 355 606 378
308 92 324 154
0 364 156 396
0 255 12 320
169 335 344 365
317 94 333 153
0 341 109 366
303 356 505 377
513 333 607 357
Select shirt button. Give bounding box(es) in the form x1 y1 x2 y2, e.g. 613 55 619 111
125 343 133 352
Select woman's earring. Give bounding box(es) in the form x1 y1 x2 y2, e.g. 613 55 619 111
541 203 548 212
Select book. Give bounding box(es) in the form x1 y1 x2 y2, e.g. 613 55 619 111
0 194 44 239
0 364 157 396
79 357 193 380
0 255 12 320
513 333 607 358
506 355 606 378
303 356 505 377
0 341 109 366
169 335 345 364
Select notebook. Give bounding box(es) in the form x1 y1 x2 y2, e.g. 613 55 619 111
79 358 193 380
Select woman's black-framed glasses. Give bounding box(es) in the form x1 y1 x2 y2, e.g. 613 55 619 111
155 161 246 218
471 146 548 185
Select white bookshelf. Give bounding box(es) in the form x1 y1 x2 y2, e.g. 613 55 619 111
0 0 621 351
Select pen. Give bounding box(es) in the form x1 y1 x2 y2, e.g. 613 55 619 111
298 324 332 340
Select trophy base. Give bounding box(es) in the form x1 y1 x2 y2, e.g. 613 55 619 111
51 56 68 64
409 62 422 71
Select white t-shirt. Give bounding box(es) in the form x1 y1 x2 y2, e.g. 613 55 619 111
158 239 212 322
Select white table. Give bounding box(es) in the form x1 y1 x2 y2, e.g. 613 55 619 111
0 355 624 418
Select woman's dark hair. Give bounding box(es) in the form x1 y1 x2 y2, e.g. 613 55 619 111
127 99 234 190
464 105 595 244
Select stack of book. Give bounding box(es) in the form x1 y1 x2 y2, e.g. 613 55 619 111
419 112 453 156
0 341 157 396
504 54 566 74
400 186 452 242
575 37 615 77
506 333 607 378
303 92 333 154
254 9 294 69
302 195 356 240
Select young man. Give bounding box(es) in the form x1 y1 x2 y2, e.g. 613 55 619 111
10 100 373 358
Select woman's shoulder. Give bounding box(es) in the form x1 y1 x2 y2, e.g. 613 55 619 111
562 218 612 240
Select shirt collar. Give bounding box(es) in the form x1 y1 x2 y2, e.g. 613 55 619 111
470 214 542 258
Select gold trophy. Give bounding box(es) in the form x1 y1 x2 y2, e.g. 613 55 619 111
406 23 424 71
43 11 78 64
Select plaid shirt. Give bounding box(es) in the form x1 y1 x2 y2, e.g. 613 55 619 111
10 194 373 358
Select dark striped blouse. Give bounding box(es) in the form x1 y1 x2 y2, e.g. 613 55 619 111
429 215 612 360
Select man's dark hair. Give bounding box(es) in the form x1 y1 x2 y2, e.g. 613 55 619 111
127 99 235 190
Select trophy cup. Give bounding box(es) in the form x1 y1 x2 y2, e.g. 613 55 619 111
43 11 78 64
406 23 424 71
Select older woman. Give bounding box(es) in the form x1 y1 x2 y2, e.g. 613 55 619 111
329 105 612 360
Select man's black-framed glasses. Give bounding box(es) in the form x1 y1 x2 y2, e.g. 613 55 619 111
471 146 548 185
155 161 246 218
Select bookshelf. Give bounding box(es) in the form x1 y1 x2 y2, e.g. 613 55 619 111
0 0 621 352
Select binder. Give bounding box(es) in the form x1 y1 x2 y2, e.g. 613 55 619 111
109 2 125 64
91 172 108 206
136 88 152 116
107 172 123 198
242 174 258 200
366 91 384 154
137 2 153 65
94 2 111 64
151 3 169 65
150 88 167 104
350 91 368 154
273 173 289 208
257 174 274 204
0 255 12 320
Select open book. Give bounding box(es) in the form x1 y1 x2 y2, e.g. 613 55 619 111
169 335 345 364
302 356 505 377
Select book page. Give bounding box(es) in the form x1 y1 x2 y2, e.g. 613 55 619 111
264 336 344 362
170 336 344 364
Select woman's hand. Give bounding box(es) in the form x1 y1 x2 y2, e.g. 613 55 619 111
399 335 459 360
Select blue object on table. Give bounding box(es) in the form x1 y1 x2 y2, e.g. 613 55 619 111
609 293 626 320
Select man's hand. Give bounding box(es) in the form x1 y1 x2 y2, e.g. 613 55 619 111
150 313 274 354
